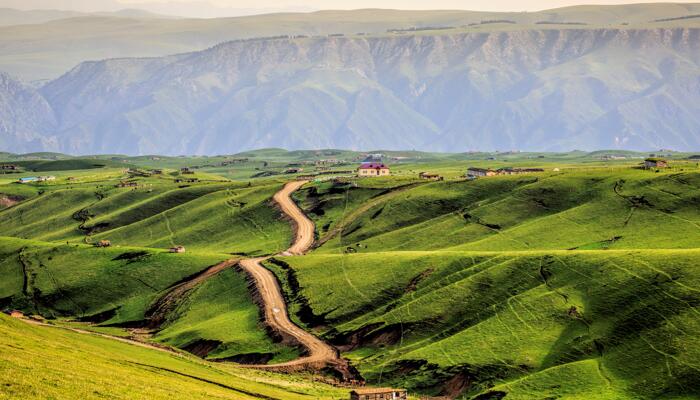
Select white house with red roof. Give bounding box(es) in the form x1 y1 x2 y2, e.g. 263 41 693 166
358 162 390 177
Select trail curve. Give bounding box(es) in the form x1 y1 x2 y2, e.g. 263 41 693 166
238 181 358 381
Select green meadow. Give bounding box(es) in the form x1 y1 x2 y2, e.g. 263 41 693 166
1 149 699 398
0 313 346 399
274 250 700 398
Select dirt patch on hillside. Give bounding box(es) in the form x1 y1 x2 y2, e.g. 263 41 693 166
330 323 407 352
75 308 117 323
217 352 275 365
0 195 24 208
439 371 471 399
406 268 435 293
182 339 222 357
472 391 507 400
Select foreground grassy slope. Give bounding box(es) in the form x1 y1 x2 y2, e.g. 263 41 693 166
275 250 700 398
297 169 700 253
0 314 346 399
0 237 292 361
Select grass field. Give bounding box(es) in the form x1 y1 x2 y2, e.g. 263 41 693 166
0 172 292 255
274 249 700 398
0 313 347 399
0 236 294 361
295 169 700 253
1 150 699 398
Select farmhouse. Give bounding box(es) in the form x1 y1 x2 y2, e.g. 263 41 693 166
180 167 195 174
285 168 303 174
1 164 18 170
418 172 443 180
644 158 668 168
94 240 111 248
349 388 407 400
169 246 186 253
358 163 390 177
466 167 497 178
38 176 56 182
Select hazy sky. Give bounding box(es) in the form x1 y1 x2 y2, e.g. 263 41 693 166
116 0 698 11
2 0 697 17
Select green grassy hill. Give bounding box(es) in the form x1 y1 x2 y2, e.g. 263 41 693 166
296 169 700 253
0 313 345 399
0 236 295 362
1 154 699 398
0 174 292 255
272 249 700 398
14 158 130 172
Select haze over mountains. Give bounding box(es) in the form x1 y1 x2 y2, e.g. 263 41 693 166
1 4 700 154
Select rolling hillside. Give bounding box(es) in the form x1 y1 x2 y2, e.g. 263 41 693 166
265 166 700 397
0 168 301 362
2 153 699 398
274 249 700 398
0 236 297 362
296 169 700 252
0 313 345 399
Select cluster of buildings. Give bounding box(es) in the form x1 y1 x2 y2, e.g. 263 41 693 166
466 167 544 178
349 388 407 400
17 176 55 184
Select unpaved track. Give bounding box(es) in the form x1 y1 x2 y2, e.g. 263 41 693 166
273 181 315 255
239 181 356 380
16 180 355 380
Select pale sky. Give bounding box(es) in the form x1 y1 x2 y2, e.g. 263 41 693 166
2 0 696 17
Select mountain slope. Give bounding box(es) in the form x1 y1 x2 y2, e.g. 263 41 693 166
0 72 58 153
5 26 698 154
2 4 700 82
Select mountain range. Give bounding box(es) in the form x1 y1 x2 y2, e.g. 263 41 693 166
1 6 700 154
2 4 700 82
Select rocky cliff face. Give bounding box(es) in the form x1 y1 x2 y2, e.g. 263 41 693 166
0 72 57 153
3 28 700 154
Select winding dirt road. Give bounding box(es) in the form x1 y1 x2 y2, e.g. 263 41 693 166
17 180 356 381
238 181 356 380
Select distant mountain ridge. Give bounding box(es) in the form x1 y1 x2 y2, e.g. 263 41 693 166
2 3 700 81
1 24 699 155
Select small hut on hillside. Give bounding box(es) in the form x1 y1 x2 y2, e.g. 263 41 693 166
169 246 186 253
349 388 407 400
418 172 443 180
94 240 111 248
644 158 668 169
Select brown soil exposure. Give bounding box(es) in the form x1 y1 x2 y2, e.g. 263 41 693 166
0 195 23 208
238 180 360 381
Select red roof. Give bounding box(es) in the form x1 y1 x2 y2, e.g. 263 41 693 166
359 163 388 169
